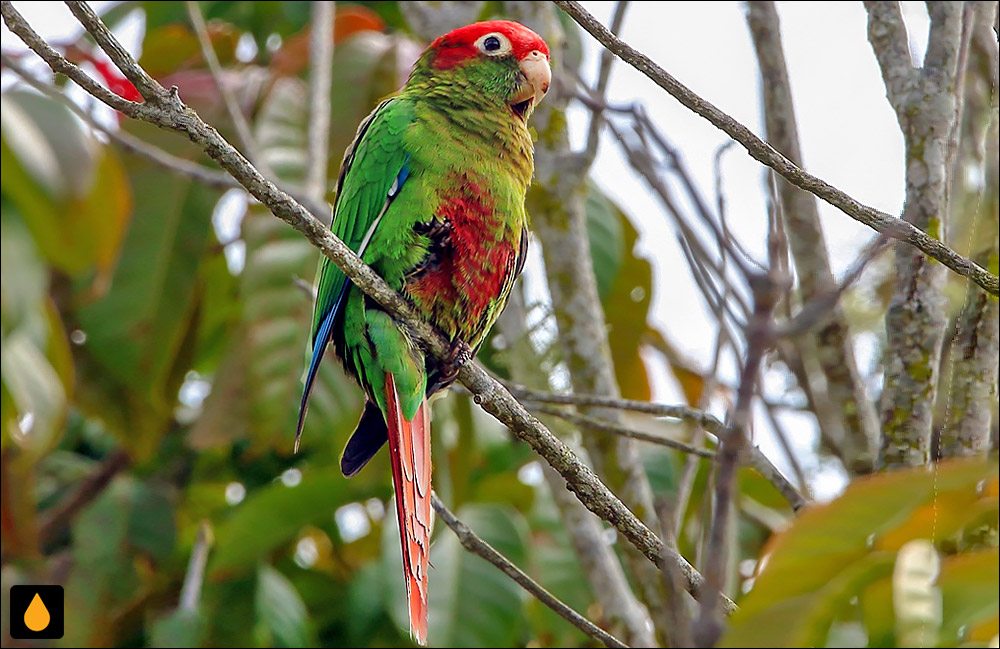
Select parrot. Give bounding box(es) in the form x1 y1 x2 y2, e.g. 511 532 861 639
294 20 551 645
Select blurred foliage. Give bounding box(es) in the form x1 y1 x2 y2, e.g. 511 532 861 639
0 3 996 649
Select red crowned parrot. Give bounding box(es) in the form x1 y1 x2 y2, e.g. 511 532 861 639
294 20 550 644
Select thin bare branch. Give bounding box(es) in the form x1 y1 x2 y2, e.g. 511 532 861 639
497 290 657 646
580 0 628 167
180 520 213 612
38 449 130 547
552 0 998 296
694 273 779 646
747 0 878 473
184 0 267 172
509 2 674 630
513 388 806 511
1 0 725 605
432 493 628 649
775 235 892 338
305 1 334 203
530 403 717 458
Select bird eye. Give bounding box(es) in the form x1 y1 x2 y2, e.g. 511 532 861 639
475 32 512 56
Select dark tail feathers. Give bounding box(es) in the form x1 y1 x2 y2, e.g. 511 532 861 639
341 400 388 477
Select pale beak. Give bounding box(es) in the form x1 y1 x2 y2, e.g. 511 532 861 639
510 50 551 121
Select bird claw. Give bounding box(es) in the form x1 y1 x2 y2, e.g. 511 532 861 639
438 340 472 384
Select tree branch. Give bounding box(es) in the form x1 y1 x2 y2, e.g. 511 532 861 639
304 0 334 204
529 403 717 458
1 0 728 608
497 291 657 646
432 494 628 649
867 0 967 467
694 273 779 646
552 0 999 297
746 0 879 473
185 0 267 172
37 449 130 547
580 0 628 167
863 0 917 122
180 520 213 611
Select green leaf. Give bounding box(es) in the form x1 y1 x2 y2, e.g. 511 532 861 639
721 458 999 648
209 468 349 577
256 564 316 648
150 608 205 649
588 183 655 400
74 161 218 459
0 92 131 276
585 185 625 301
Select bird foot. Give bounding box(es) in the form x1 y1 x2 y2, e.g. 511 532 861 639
438 340 472 384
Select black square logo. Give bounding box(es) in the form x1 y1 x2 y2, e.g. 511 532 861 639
9 585 64 639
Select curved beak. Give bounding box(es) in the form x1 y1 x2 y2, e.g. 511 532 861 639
510 50 551 121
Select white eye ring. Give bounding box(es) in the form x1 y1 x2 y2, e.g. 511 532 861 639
475 32 512 56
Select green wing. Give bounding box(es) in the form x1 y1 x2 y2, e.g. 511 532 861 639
311 97 414 342
296 96 413 448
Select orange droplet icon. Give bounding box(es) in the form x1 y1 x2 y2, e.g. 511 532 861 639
24 593 50 632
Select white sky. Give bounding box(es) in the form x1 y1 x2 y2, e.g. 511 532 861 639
2 1 935 501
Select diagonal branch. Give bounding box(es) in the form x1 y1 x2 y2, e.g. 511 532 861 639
552 0 998 297
37 449 130 547
1 0 729 608
432 494 628 649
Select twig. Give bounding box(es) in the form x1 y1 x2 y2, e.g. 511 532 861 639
671 141 738 536
694 273 779 646
748 0 879 472
497 290 657 646
580 0 628 167
775 235 890 338
655 500 694 648
180 520 213 611
529 403 717 458
2 0 726 606
305 0 334 203
521 2 674 630
758 387 810 496
509 384 728 434
551 0 998 296
432 494 628 649
2 53 234 188
37 449 130 546
185 0 268 174
511 387 806 511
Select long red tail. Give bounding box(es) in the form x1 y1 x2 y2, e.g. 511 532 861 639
384 373 431 645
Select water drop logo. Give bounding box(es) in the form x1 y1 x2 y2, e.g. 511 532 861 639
24 593 50 631
9 585 64 639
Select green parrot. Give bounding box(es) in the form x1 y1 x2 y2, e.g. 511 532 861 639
294 20 551 644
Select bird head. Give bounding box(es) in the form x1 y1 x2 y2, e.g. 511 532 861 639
419 20 551 123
